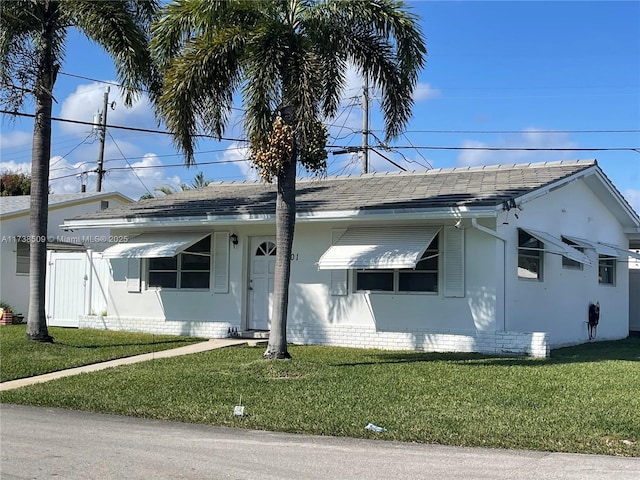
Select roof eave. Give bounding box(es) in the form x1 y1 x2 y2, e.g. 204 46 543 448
62 205 498 230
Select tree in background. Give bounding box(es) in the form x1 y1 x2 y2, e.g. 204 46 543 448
0 0 159 342
152 0 425 359
0 171 31 196
139 172 210 199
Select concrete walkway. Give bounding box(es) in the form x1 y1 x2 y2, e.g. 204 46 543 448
0 338 263 392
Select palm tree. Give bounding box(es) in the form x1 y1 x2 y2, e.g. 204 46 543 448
0 0 159 342
152 0 426 359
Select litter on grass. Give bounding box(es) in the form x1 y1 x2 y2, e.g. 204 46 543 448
365 423 387 433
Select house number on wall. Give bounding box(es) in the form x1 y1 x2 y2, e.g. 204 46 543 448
290 253 299 261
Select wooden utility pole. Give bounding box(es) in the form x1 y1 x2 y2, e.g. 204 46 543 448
96 87 110 192
361 76 369 174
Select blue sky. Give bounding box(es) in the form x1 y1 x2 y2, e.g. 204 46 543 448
1 1 639 211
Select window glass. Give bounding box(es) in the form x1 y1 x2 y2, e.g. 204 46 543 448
147 235 211 289
399 272 437 292
148 271 177 289
355 233 439 293
598 256 616 285
16 241 29 274
561 237 584 270
518 230 542 280
356 271 394 291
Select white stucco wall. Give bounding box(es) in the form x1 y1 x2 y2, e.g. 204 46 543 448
0 197 128 317
500 180 630 347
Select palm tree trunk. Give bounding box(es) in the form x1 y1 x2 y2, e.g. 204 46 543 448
26 11 56 343
263 150 296 360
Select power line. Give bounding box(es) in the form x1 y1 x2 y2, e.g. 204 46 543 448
107 131 153 197
0 109 247 143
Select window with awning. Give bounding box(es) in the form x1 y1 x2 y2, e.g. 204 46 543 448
563 235 640 261
101 232 208 259
519 228 591 266
317 225 441 270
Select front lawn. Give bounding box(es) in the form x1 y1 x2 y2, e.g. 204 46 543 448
1 337 638 456
0 325 204 382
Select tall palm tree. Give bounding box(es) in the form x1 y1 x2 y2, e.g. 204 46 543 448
152 0 425 359
0 0 159 342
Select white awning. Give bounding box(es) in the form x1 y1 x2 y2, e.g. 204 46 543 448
597 242 640 260
101 232 207 259
562 235 640 260
317 225 441 270
521 228 591 265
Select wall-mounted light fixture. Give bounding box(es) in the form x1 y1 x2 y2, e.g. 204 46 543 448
230 233 239 247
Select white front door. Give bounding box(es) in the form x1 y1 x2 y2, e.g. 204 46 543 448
248 237 277 330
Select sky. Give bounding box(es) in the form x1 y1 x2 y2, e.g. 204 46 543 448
1 1 639 212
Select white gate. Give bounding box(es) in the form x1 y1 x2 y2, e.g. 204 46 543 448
46 251 109 327
630 270 640 333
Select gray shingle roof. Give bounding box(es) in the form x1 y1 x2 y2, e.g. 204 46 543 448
73 160 598 221
0 192 129 217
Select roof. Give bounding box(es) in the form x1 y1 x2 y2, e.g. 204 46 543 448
69 160 602 225
0 192 132 218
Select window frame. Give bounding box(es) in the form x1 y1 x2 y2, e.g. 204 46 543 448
517 229 543 281
147 235 212 290
354 234 439 294
598 255 616 286
561 237 585 270
16 241 30 275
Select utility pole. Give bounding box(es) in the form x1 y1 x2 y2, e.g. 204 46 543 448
361 75 369 174
96 86 110 192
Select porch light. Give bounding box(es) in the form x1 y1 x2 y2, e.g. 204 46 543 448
230 233 239 247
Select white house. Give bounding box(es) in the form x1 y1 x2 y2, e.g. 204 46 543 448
63 160 640 357
0 192 131 325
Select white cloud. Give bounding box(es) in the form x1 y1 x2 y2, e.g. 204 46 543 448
227 142 259 181
623 189 640 215
0 130 31 149
0 160 31 174
457 128 580 167
414 83 441 101
59 82 156 137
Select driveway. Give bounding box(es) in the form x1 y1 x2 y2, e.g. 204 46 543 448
1 404 638 479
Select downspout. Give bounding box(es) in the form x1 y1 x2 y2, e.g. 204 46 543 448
471 218 507 331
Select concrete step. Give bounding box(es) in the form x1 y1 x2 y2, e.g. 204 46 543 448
237 330 270 340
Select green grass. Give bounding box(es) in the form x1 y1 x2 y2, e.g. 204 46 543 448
0 325 204 382
1 336 639 456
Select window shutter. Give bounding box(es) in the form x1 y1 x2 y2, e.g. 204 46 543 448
126 258 141 293
213 232 230 293
330 229 348 296
444 226 465 297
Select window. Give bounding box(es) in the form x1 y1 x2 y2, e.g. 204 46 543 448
355 235 439 293
561 237 584 270
16 241 29 274
518 230 542 280
148 235 211 289
598 255 616 285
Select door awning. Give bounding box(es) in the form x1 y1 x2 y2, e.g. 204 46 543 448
521 228 591 265
101 232 207 259
318 225 441 270
562 235 640 260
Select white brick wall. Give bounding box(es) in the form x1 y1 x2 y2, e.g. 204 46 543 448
288 325 549 357
79 315 237 339
80 316 549 358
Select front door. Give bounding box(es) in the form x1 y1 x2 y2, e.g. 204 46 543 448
248 237 276 330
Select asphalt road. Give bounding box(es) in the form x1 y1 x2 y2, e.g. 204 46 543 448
1 404 638 479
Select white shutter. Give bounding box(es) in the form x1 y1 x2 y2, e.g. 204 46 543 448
329 229 348 296
444 226 465 298
126 258 141 293
213 232 230 293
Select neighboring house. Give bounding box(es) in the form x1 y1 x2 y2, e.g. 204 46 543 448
63 160 640 357
0 192 132 325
